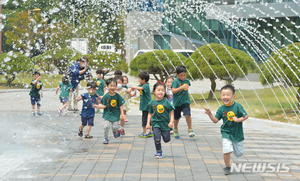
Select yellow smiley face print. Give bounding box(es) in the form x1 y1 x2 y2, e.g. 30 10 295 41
157 104 164 113
111 99 117 107
227 111 236 121
97 81 101 86
140 90 143 96
36 83 41 89
182 83 188 91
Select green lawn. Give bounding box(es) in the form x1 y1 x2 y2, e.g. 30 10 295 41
0 73 87 89
190 86 300 124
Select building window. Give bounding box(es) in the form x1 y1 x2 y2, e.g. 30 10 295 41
154 35 170 49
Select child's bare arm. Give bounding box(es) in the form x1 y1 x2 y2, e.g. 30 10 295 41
76 96 82 101
120 105 126 120
204 108 219 123
172 86 185 94
146 112 153 129
32 76 42 85
233 114 249 123
55 87 59 95
93 104 106 109
131 86 143 90
168 110 174 128
40 89 43 98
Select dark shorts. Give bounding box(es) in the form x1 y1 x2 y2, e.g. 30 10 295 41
60 97 69 103
30 96 41 107
142 111 148 128
81 117 94 126
174 103 191 120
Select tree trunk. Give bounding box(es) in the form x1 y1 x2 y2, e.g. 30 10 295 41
208 77 217 100
5 74 16 85
297 87 300 111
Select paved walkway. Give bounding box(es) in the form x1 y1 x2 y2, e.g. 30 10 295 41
1 88 300 181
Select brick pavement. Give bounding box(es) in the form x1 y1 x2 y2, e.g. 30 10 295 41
1 90 300 180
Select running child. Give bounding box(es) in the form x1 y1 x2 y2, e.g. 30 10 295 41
56 76 72 115
146 82 174 159
131 71 153 138
114 70 122 77
95 78 126 144
77 81 100 138
115 76 136 131
29 71 43 116
204 84 248 175
95 69 106 113
171 65 194 139
122 76 129 89
165 77 174 134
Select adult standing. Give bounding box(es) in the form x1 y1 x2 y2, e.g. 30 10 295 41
68 56 90 111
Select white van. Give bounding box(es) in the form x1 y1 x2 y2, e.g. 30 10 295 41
173 49 194 58
133 49 154 58
133 49 194 59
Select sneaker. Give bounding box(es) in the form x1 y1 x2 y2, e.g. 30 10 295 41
223 167 231 175
32 112 35 116
57 108 62 115
37 112 43 115
125 119 128 122
113 131 120 138
120 129 125 135
147 132 154 137
139 133 148 138
155 152 162 159
103 139 109 144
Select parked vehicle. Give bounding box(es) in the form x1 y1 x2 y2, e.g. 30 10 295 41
173 49 194 58
133 49 194 59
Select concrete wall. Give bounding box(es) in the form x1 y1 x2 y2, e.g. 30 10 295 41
125 11 205 65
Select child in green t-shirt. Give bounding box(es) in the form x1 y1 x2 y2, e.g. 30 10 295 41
204 84 248 175
56 76 72 115
131 71 153 138
94 78 126 144
95 69 106 113
146 82 174 159
171 65 194 139
29 71 43 116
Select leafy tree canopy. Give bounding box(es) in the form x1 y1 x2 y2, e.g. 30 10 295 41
130 50 186 82
0 52 33 84
187 43 254 99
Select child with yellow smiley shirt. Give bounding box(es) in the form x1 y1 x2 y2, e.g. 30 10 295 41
146 82 174 159
96 78 125 144
204 84 248 175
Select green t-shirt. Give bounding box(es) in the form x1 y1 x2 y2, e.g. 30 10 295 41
215 102 248 142
139 83 151 111
59 82 72 98
95 79 106 96
171 78 191 107
29 79 43 98
101 93 125 122
147 98 175 131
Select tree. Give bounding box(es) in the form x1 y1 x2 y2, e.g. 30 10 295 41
4 11 46 57
0 52 33 84
186 43 254 99
83 51 128 77
130 50 186 82
33 47 81 74
45 22 74 51
260 42 300 109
